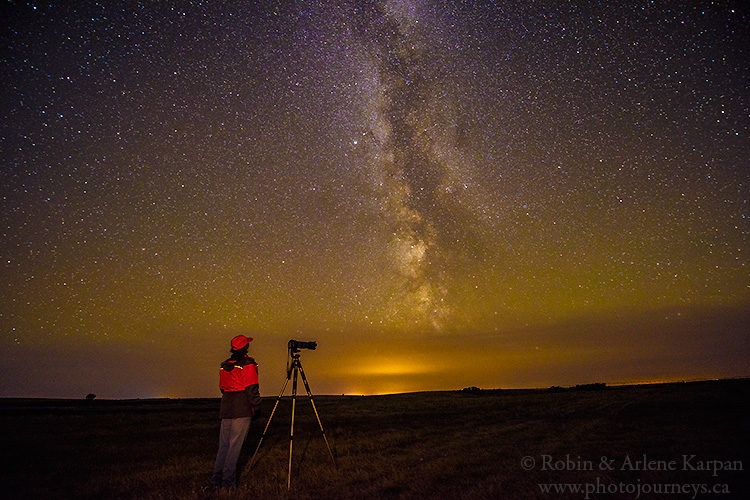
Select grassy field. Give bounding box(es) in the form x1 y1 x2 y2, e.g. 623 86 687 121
1 380 748 499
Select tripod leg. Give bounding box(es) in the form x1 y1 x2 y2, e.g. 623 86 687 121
248 373 290 469
288 363 299 490
298 362 336 468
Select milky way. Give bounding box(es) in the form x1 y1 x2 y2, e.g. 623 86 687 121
354 2 458 330
1 1 747 397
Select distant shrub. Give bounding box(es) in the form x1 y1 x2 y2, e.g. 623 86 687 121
548 383 607 393
461 387 503 395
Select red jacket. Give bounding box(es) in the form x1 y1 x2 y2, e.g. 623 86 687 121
220 357 259 391
219 356 261 419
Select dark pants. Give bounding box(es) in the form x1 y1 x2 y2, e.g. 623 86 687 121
212 417 251 487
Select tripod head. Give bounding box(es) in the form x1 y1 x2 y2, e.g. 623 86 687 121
287 339 317 376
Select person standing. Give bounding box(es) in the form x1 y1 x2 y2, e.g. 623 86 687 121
212 334 261 488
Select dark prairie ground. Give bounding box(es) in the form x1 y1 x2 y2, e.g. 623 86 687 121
1 380 748 499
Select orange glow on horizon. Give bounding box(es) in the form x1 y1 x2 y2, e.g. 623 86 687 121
347 359 434 377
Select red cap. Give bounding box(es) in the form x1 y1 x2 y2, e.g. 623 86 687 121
231 335 253 350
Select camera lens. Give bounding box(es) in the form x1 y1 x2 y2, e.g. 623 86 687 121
289 339 317 351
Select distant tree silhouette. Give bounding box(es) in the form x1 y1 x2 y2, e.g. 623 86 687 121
461 387 503 395
547 383 607 393
85 393 96 401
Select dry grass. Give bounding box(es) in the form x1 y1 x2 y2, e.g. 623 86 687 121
1 380 748 499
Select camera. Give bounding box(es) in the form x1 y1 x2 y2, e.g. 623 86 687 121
288 339 317 354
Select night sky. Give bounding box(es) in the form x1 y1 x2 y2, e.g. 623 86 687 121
2 1 747 398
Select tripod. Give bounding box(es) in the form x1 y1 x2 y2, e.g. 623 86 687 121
248 348 336 489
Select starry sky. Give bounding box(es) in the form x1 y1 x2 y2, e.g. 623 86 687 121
1 1 748 398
